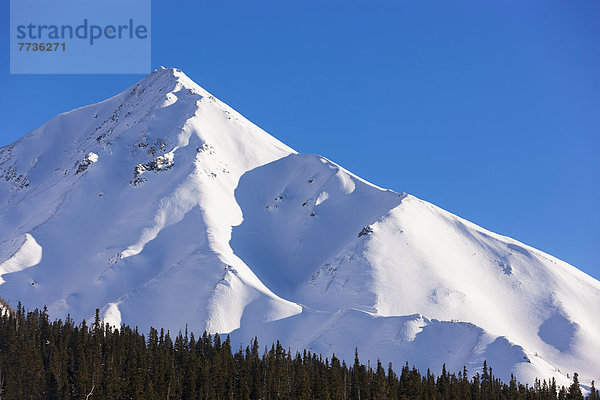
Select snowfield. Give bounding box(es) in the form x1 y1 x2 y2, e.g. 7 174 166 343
0 67 598 387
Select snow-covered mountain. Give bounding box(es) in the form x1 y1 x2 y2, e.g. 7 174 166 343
1 67 598 387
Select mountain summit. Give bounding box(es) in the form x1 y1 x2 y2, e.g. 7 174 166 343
1 67 598 386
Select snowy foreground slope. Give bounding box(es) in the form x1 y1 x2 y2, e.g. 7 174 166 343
0 67 598 387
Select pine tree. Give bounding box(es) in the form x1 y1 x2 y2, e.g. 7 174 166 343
589 381 599 400
371 359 389 399
566 373 584 400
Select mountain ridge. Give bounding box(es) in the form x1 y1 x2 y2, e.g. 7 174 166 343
0 67 598 387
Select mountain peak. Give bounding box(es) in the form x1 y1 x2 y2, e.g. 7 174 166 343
0 65 294 210
143 66 196 89
149 66 189 82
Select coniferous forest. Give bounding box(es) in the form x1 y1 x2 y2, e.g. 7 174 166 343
0 305 598 400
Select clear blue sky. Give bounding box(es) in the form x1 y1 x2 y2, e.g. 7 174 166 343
1 1 599 279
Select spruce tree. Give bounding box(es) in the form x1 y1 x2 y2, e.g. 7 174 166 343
589 381 599 400
567 373 584 400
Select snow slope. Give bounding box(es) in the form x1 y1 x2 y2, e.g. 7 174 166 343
0 67 598 387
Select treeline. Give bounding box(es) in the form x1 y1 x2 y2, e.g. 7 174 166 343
0 305 598 400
